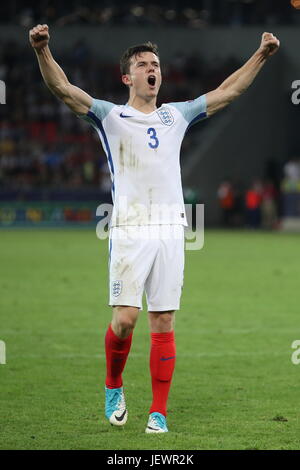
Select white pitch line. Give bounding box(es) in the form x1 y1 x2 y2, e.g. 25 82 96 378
6 350 289 360
1 327 298 335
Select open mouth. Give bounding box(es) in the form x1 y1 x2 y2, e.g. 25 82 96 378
147 75 156 86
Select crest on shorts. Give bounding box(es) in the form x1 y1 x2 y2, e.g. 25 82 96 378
112 280 122 297
157 107 174 126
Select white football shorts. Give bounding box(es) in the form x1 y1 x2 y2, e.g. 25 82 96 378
108 225 185 311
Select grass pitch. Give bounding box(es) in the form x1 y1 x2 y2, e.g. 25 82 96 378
0 228 300 450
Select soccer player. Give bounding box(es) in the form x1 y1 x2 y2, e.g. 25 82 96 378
29 25 279 433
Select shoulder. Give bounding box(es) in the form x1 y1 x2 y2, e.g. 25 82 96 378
164 96 207 127
78 98 119 128
88 98 117 121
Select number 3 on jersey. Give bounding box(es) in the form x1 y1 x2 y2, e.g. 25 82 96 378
147 128 159 149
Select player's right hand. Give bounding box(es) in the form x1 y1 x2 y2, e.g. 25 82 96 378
29 24 50 50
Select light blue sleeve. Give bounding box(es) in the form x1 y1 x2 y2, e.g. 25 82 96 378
169 95 207 129
78 98 115 129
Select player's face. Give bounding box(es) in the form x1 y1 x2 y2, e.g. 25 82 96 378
123 52 162 99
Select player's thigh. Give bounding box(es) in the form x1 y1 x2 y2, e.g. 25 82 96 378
145 225 185 312
109 226 157 309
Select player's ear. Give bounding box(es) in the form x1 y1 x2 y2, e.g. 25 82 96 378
122 74 132 87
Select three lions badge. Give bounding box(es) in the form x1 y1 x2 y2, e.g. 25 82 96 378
112 280 122 297
157 107 174 126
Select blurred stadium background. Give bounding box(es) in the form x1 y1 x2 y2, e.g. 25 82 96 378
2 1 300 452
0 0 300 229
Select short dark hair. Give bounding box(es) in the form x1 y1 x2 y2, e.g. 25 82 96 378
120 41 159 75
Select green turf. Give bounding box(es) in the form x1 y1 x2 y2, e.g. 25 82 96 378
0 228 300 450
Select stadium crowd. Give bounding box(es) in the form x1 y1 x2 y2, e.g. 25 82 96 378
0 1 295 28
0 3 299 226
0 38 240 195
217 157 300 229
217 178 279 230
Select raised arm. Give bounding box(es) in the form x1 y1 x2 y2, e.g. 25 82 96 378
29 24 92 115
206 32 280 117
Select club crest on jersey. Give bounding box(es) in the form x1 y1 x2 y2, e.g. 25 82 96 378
157 107 174 126
112 280 122 297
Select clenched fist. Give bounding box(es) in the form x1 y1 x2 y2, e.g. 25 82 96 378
259 32 280 58
29 24 50 50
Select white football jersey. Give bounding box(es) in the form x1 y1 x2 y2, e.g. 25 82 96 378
79 96 207 227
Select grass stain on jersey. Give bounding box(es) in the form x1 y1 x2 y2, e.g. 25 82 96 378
119 141 125 173
119 138 138 172
149 188 153 222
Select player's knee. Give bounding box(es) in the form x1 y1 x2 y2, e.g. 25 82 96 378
160 312 174 327
113 306 138 337
149 311 175 332
118 316 136 333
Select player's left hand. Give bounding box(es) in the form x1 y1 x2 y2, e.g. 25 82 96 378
259 32 280 58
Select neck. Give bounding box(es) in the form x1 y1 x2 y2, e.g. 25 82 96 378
127 94 157 114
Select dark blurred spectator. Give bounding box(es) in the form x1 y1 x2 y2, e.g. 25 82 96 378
217 179 235 227
261 180 278 229
281 157 300 217
245 180 263 228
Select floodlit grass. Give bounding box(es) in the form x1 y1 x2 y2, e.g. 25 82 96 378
0 229 300 450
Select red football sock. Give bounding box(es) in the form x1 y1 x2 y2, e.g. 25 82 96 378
149 330 176 417
105 324 133 389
